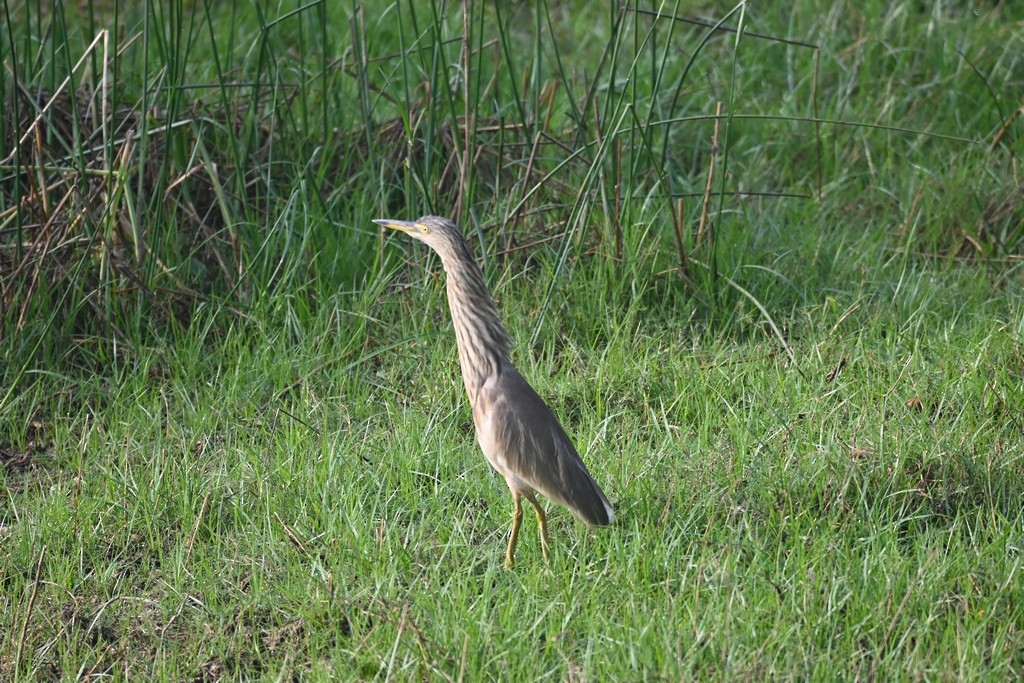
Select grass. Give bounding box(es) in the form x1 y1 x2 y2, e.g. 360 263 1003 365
2 0 1023 679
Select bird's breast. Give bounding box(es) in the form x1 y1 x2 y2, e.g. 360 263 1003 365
470 377 513 480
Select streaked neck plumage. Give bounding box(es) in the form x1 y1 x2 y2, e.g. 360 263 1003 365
436 238 512 405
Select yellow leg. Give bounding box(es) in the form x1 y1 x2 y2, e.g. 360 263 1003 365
526 495 550 562
504 493 523 568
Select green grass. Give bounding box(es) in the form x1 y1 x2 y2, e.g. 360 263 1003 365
2 0 1023 680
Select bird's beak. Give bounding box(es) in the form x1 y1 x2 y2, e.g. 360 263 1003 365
373 218 422 234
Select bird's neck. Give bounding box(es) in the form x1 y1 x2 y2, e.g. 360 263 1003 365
440 245 512 404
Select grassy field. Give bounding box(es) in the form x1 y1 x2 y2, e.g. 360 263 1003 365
2 0 1023 679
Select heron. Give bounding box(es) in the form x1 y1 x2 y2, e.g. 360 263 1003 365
373 215 614 566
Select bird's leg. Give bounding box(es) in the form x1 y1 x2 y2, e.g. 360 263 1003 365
526 496 550 562
504 492 523 568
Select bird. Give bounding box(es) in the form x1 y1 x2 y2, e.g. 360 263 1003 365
373 215 614 566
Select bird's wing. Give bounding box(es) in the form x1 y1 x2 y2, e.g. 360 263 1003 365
484 367 614 526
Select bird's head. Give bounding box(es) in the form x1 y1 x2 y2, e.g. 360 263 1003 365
373 215 465 257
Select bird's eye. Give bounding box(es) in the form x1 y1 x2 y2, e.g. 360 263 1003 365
419 226 429 234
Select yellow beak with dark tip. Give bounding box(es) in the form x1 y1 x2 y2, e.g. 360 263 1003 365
373 218 426 235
